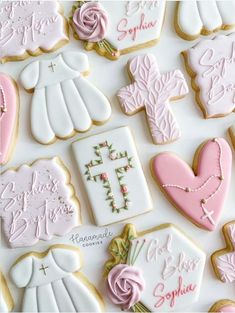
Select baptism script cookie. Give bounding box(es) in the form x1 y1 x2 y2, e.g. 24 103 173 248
151 138 232 231
183 33 235 118
72 127 152 226
0 1 69 63
0 272 14 312
70 1 166 60
209 299 235 312
0 157 81 248
211 221 235 283
105 223 206 312
175 1 235 41
117 54 189 145
0 73 19 165
20 51 111 145
10 245 104 312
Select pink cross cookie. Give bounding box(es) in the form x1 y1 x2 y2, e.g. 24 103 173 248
212 221 235 283
117 54 189 145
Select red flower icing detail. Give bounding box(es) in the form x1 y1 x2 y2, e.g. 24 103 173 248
100 173 108 181
107 264 145 310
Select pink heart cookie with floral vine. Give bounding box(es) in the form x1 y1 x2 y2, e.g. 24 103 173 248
0 73 19 165
152 138 232 231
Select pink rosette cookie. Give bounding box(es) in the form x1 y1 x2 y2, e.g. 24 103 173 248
72 2 108 42
107 264 145 310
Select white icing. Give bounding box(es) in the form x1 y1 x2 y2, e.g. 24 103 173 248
20 51 111 144
129 225 206 311
100 0 166 51
72 127 152 226
10 247 102 312
177 1 235 38
0 272 13 312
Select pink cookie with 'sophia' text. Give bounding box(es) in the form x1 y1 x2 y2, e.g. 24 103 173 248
151 138 232 231
0 73 19 165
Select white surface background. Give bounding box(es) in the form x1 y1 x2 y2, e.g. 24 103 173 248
0 1 235 312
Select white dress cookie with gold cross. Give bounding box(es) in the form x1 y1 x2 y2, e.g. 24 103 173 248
72 127 152 225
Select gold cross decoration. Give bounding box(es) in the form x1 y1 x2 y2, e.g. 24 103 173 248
39 264 49 276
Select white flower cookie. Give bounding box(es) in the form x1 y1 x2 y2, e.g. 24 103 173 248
105 223 206 312
70 1 166 60
10 245 104 312
175 1 235 40
0 1 69 63
20 51 112 144
0 272 14 312
72 127 152 226
0 157 81 248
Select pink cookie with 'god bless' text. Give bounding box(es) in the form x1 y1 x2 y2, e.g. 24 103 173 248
151 138 232 231
0 73 19 165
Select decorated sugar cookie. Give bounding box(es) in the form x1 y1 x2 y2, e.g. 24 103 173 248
209 299 235 312
229 125 235 149
0 73 19 165
0 157 81 248
211 221 235 283
72 127 152 226
183 33 235 118
0 271 14 312
70 1 166 60
105 223 206 312
117 54 189 145
0 1 69 63
20 51 111 145
10 244 104 312
151 138 232 231
175 1 235 41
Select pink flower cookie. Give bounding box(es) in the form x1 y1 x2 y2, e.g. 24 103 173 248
183 33 235 118
0 271 14 312
70 1 166 60
0 157 81 248
211 221 235 283
151 138 232 231
117 54 189 145
0 73 19 165
209 299 235 312
0 1 69 63
105 223 206 312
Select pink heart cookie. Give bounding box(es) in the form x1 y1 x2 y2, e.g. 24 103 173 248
151 138 232 231
0 73 19 165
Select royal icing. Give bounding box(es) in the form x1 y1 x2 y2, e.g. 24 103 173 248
151 138 232 231
0 1 68 63
212 221 235 283
10 245 103 312
0 157 81 248
0 272 14 312
176 1 235 40
71 1 166 59
72 127 152 226
0 73 18 165
20 51 111 145
209 299 235 312
117 54 189 145
105 224 206 312
184 33 235 118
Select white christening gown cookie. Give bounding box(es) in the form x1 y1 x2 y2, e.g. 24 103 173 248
20 51 111 144
10 246 103 312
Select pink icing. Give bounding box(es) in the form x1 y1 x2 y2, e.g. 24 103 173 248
107 264 145 310
218 305 235 312
72 2 108 42
215 223 235 282
0 73 17 164
0 1 68 61
0 158 80 248
117 54 189 145
152 138 232 231
186 33 235 118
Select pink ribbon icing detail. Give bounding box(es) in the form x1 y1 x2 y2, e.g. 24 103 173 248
72 2 108 42
107 264 145 310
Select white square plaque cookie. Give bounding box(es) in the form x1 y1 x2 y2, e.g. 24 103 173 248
72 127 152 225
